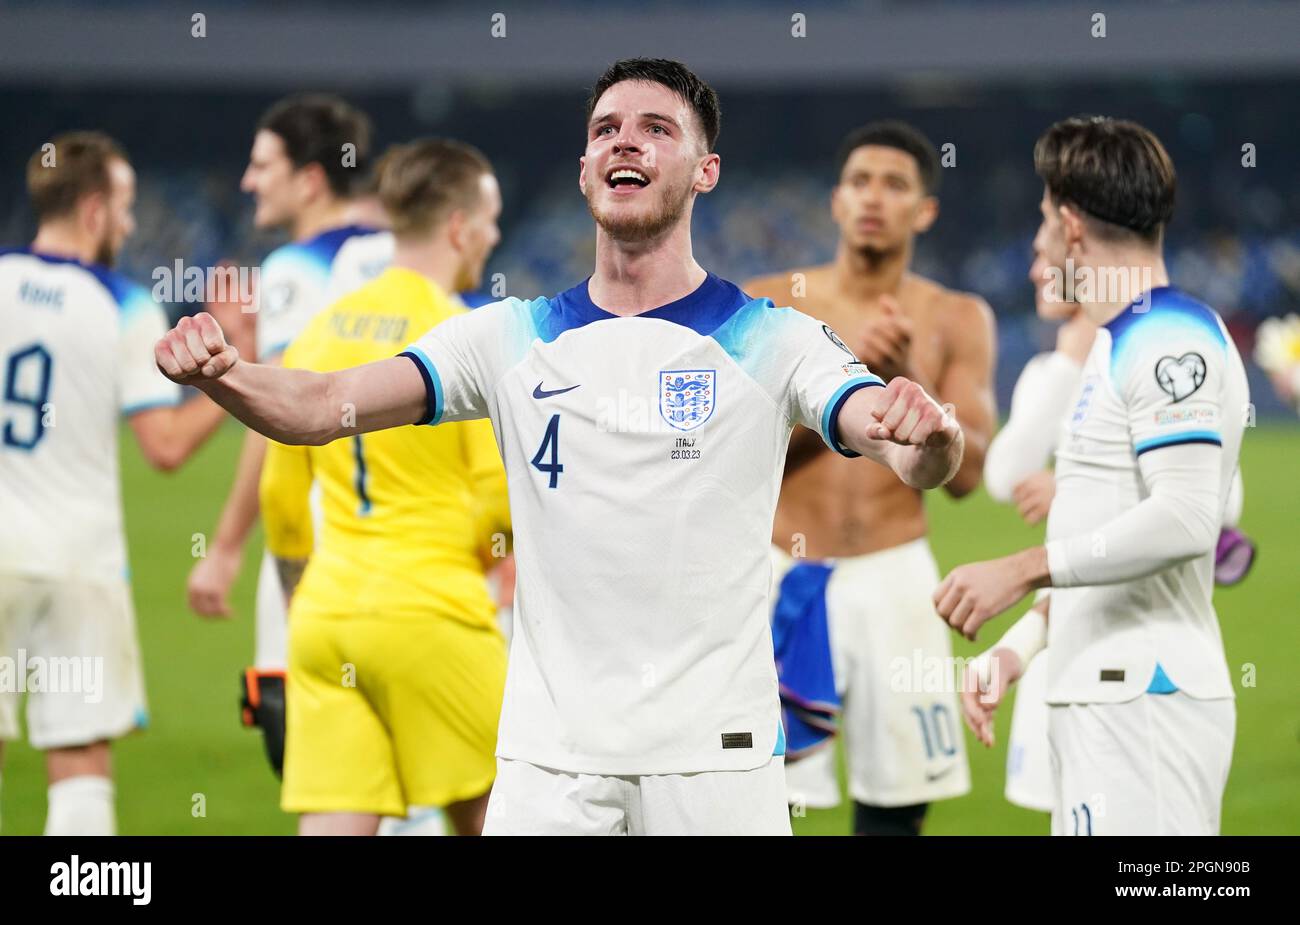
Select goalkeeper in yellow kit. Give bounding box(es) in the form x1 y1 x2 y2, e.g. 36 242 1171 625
259 139 508 835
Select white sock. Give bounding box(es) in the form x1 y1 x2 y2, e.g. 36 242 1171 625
45 775 116 836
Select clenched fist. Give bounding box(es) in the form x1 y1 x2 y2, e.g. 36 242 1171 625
933 547 1049 641
156 312 240 385
864 376 958 448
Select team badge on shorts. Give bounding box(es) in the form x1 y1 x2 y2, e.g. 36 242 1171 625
659 369 716 431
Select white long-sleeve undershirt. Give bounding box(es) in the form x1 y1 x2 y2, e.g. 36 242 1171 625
1046 442 1223 587
983 352 1083 503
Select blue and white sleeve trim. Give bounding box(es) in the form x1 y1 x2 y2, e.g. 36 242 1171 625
820 376 886 457
1134 429 1222 456
398 347 443 426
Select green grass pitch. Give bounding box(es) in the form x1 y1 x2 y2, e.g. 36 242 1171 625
2 420 1297 835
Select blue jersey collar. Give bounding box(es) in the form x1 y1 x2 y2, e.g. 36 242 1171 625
552 272 749 337
1103 285 1176 333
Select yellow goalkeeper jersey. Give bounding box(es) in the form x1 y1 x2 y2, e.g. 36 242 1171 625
260 266 509 630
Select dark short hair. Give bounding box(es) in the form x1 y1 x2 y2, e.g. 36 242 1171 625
257 94 373 198
376 138 493 238
585 58 721 152
27 131 128 222
1034 116 1176 243
835 121 941 195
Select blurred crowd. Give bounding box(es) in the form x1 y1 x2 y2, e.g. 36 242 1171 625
3 81 1297 412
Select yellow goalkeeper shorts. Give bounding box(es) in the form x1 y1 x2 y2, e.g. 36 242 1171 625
281 608 506 817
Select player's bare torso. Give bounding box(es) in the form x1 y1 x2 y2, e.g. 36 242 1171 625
748 265 977 558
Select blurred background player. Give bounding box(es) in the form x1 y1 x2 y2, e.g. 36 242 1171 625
937 117 1247 835
328 171 395 302
745 122 996 835
0 132 241 834
185 95 390 774
980 250 1254 819
260 138 508 836
977 255 1095 817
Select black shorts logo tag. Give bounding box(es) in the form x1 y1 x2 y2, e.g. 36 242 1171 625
721 732 753 749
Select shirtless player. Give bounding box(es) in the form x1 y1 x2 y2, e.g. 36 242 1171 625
747 121 996 835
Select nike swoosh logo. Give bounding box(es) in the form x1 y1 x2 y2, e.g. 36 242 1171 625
532 382 580 399
925 766 957 783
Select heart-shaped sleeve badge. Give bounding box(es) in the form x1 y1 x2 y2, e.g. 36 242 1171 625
1154 352 1207 402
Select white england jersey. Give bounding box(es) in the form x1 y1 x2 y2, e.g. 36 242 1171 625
403 273 884 775
0 248 179 582
1045 287 1247 705
255 225 389 359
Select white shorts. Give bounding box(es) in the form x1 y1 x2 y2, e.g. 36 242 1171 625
0 573 147 750
254 550 288 669
483 756 792 836
1005 652 1054 813
773 540 970 808
1048 693 1235 835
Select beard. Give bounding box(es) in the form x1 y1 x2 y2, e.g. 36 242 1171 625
849 238 904 269
585 175 691 244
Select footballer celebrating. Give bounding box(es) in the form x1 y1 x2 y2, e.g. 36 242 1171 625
155 59 964 836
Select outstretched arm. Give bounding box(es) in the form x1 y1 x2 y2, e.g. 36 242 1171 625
835 376 964 490
155 312 427 445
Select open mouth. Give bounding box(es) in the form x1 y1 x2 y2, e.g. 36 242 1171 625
606 167 650 190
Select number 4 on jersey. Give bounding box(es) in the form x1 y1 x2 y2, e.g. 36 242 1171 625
531 413 563 488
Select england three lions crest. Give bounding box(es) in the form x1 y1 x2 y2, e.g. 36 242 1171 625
659 369 716 431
